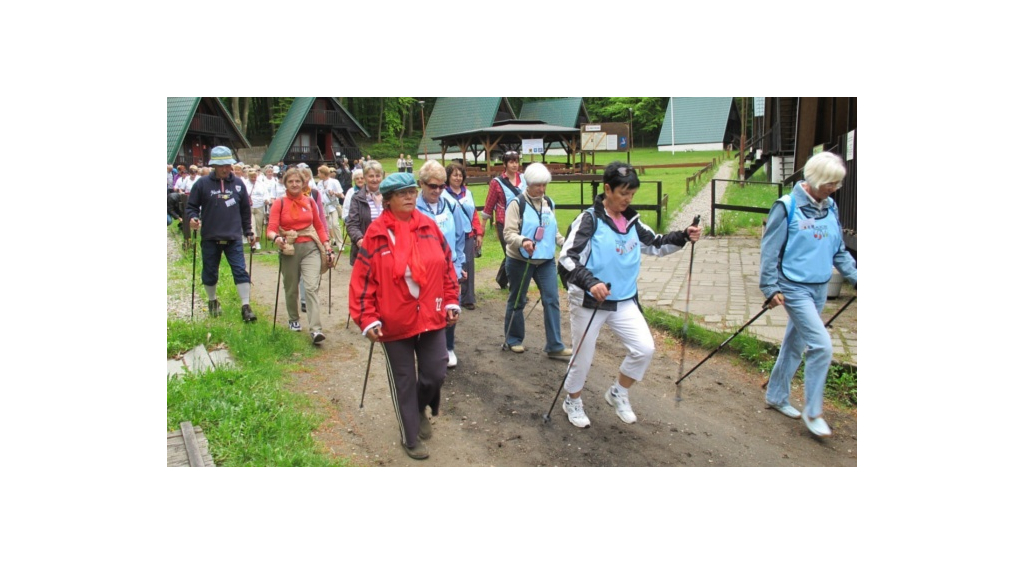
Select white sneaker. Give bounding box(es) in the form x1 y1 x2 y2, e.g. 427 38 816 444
605 386 637 424
447 349 457 368
767 401 801 419
254 242 261 250
802 411 832 437
562 396 591 428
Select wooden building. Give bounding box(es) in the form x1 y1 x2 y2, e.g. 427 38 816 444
419 98 515 160
748 97 857 249
262 97 369 167
657 97 740 152
167 97 251 167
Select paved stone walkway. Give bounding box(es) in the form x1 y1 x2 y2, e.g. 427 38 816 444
637 162 857 366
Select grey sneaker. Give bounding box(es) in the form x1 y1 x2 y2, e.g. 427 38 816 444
288 320 301 332
418 409 432 440
562 396 591 428
311 331 325 345
605 386 637 424
802 412 832 437
403 441 429 460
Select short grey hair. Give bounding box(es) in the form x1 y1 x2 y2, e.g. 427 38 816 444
523 162 552 187
803 151 846 189
362 160 384 177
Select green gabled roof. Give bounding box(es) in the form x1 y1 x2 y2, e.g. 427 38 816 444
263 97 315 164
420 98 511 154
166 97 250 164
167 97 200 164
262 98 369 164
519 98 587 128
657 97 734 146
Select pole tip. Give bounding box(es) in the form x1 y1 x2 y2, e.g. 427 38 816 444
542 414 551 424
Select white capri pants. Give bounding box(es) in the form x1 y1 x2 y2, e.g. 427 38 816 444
564 296 655 394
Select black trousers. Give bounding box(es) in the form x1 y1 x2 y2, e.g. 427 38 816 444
381 329 447 448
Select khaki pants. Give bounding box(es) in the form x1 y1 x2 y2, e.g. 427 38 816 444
327 208 345 248
282 241 322 331
253 207 266 240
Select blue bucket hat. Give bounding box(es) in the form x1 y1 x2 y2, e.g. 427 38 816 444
208 146 237 166
379 172 418 196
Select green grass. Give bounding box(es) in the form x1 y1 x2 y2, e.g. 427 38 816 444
460 147 733 272
643 307 857 409
167 237 349 467
716 167 783 236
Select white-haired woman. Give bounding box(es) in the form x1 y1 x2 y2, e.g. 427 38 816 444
760 151 857 437
502 163 570 358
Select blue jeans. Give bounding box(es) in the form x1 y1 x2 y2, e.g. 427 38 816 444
200 240 250 287
765 278 831 418
503 258 565 353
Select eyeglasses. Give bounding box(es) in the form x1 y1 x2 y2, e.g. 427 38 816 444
424 182 445 190
616 165 635 177
504 151 519 156
393 188 419 198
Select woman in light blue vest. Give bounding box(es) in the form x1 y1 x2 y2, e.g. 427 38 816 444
502 163 570 358
760 151 857 438
558 162 700 429
417 160 467 368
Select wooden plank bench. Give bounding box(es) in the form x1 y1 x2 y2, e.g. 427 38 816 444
167 421 215 467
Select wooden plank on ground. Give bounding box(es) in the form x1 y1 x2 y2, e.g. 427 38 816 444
180 421 205 467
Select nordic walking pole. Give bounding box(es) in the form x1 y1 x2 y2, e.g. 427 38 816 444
824 295 856 329
501 264 533 350
359 340 376 409
543 283 608 424
272 251 283 334
328 260 332 315
674 215 700 403
248 239 254 279
190 228 197 321
675 297 772 392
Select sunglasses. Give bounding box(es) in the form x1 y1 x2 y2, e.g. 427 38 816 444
424 182 445 190
616 165 635 177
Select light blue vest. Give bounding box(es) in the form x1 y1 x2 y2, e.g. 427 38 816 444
497 174 524 215
517 194 558 260
779 194 841 284
448 186 476 234
417 193 460 271
586 211 640 301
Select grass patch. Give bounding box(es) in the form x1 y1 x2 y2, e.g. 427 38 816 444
716 167 783 236
643 307 857 409
167 237 349 467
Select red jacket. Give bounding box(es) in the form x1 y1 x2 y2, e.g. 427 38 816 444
349 209 460 342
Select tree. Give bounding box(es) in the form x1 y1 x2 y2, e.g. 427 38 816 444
230 97 251 137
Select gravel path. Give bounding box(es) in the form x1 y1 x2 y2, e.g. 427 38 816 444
667 161 735 232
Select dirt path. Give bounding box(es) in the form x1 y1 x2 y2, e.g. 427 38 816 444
243 251 857 467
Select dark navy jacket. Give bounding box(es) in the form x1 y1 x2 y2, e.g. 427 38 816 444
186 172 253 241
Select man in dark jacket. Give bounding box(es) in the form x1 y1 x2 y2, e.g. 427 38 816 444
186 146 257 322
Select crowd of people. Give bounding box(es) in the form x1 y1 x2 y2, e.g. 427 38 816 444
169 147 856 458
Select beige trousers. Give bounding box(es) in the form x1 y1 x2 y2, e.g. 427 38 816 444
282 241 322 331
327 208 345 248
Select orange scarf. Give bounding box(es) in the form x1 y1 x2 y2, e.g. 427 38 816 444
285 192 310 221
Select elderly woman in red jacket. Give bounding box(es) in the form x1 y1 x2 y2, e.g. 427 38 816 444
349 172 460 460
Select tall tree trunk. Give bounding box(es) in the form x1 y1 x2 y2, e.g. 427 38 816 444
377 98 384 143
240 97 250 137
231 97 241 131
267 97 276 135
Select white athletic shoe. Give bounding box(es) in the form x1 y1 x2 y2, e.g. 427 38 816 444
447 349 457 368
605 386 637 424
562 396 591 428
802 412 832 437
254 242 261 250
